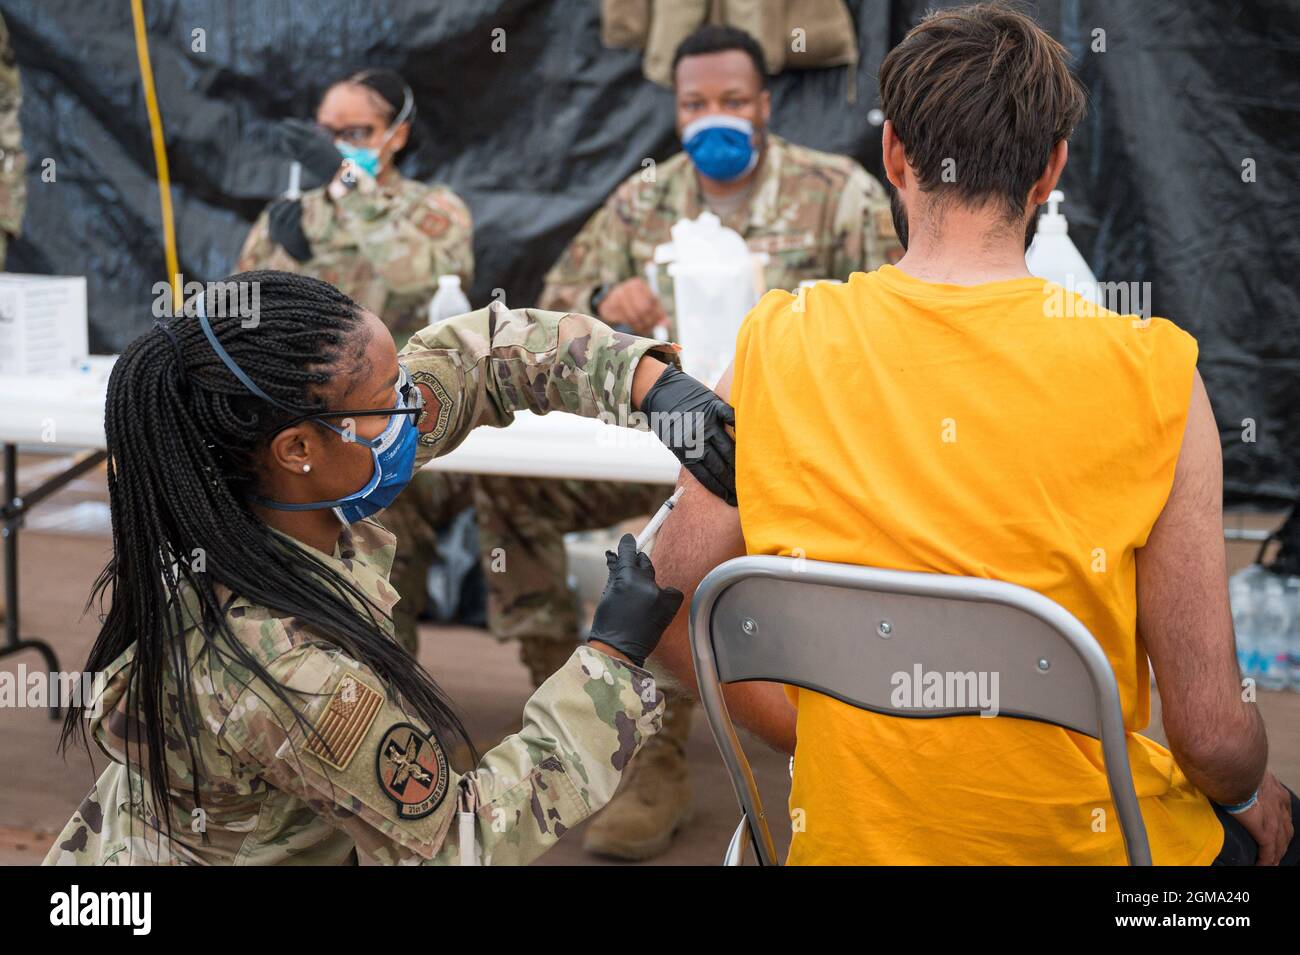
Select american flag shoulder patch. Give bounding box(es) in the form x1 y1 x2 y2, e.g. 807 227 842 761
305 675 383 771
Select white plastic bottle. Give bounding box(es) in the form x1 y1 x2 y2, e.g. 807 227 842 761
1255 574 1291 691
1025 190 1100 305
428 275 472 324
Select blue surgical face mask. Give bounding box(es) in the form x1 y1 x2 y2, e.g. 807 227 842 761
336 141 381 178
195 296 423 525
682 114 759 183
250 366 423 524
333 398 421 523
336 417 419 522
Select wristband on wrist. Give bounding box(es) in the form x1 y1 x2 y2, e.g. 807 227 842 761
1220 788 1260 815
588 283 610 314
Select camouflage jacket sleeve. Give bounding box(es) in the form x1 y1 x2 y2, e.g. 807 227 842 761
234 208 296 273
220 642 663 865
832 164 902 276
398 301 679 468
301 173 475 293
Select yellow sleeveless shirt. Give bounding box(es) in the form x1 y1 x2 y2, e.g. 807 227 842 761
730 265 1222 865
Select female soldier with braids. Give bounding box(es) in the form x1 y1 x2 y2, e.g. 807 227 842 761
237 68 474 653
44 270 736 865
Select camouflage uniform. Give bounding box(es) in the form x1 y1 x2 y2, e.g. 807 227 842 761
235 165 473 340
538 133 901 322
0 15 27 263
237 165 475 653
467 135 900 858
44 305 676 866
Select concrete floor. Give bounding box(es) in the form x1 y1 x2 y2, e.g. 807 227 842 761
0 454 1296 865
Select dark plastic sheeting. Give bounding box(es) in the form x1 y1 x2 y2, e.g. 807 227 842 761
1 0 1296 505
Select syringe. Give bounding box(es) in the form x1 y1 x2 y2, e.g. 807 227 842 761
635 487 684 557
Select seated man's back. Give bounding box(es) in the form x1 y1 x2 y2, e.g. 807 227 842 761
731 267 1221 864
651 1 1289 868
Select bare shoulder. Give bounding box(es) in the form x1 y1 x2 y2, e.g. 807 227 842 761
1162 370 1221 523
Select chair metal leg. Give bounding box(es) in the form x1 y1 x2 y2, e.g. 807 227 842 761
1094 668 1153 865
691 571 781 866
724 815 751 866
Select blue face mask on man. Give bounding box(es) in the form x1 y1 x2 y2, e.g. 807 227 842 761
682 114 760 182
196 297 423 524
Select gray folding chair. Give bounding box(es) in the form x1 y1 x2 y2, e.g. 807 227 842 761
689 555 1152 866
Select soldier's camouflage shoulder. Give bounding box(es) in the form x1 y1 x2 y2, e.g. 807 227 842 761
399 301 679 467
537 134 900 323
0 14 26 240
236 170 474 339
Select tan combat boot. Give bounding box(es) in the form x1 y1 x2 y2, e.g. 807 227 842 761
582 689 694 861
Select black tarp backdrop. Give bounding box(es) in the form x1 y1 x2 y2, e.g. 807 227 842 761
0 0 1296 504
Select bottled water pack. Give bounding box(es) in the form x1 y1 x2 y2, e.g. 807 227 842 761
1229 564 1298 691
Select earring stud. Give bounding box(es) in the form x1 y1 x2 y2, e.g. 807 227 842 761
302 464 311 473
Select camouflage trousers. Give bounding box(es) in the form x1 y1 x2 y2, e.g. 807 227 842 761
385 471 673 650
473 475 669 648
473 474 694 738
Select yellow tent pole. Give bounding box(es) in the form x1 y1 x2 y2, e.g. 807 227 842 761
129 0 181 314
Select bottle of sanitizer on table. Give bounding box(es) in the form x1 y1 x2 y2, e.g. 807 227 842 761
1286 576 1300 690
428 275 472 324
1025 189 1100 305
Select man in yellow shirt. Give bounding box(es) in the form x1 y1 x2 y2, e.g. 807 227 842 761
644 3 1298 864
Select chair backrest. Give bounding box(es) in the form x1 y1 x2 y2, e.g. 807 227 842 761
689 555 1152 865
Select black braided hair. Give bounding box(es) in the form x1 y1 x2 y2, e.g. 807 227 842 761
61 270 473 846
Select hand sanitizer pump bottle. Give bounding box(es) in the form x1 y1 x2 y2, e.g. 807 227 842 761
1026 190 1100 305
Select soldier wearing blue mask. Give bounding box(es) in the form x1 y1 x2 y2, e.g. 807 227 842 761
48 270 736 866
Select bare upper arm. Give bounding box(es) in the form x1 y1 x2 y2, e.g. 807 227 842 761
1135 370 1249 751
647 361 796 753
649 457 746 681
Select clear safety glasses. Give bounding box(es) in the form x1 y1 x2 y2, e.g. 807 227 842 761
273 362 423 451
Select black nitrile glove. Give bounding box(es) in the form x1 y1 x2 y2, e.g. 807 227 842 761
587 534 684 667
640 364 737 506
267 197 312 263
275 118 343 186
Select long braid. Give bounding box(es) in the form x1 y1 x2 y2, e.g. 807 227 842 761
64 270 474 844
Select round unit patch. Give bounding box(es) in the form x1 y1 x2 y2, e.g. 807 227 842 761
375 723 450 820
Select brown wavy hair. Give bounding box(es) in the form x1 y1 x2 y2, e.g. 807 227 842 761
879 2 1087 222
